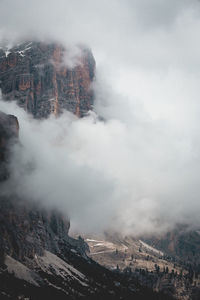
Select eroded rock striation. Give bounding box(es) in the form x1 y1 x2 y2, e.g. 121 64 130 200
0 41 95 118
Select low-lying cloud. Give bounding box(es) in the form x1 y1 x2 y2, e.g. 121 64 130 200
1 78 200 235
0 0 200 235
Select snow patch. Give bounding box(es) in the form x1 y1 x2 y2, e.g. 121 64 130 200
93 243 104 247
5 50 10 57
139 240 164 256
17 50 25 57
85 239 104 243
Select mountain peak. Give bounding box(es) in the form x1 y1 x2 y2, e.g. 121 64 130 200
0 41 95 118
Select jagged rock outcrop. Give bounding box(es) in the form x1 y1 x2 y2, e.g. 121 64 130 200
0 41 95 118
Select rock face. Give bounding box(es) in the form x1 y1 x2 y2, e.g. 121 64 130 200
0 111 19 180
0 111 88 264
0 196 85 262
0 42 95 118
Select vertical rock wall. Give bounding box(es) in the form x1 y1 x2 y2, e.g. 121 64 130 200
0 42 95 118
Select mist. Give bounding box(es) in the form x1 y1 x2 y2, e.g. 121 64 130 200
0 0 200 235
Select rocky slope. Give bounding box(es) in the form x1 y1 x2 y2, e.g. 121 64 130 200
143 226 200 265
83 233 200 300
0 41 95 118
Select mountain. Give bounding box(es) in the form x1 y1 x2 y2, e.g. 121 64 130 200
83 232 200 300
0 41 175 300
142 226 200 264
0 41 95 118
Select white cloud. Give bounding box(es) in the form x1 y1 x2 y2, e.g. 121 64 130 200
0 0 200 235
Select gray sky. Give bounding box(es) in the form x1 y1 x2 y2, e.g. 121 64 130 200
0 0 200 235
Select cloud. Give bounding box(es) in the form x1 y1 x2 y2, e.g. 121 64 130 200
0 2 199 55
0 98 116 233
1 75 200 236
0 1 200 235
0 0 200 72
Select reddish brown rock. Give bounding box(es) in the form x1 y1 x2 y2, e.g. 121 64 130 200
0 42 95 118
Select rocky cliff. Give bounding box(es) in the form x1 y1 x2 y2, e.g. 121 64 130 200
0 111 88 264
0 41 95 118
0 111 19 180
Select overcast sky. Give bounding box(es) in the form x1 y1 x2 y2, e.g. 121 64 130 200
1 0 200 235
